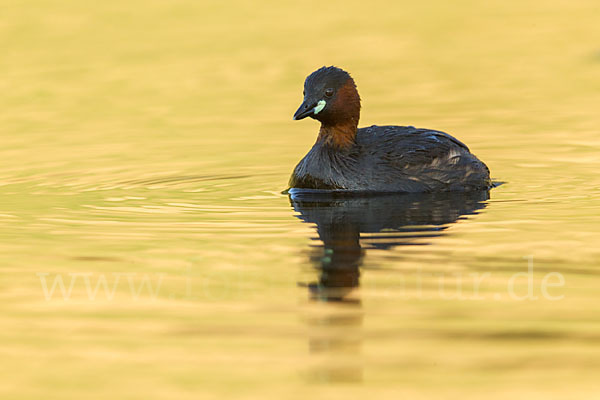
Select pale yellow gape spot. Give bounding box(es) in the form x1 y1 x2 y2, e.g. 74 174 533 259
313 100 326 115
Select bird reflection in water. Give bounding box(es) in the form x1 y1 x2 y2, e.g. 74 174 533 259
289 189 489 383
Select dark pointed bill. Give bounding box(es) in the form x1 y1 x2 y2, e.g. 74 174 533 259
293 99 317 120
293 99 326 120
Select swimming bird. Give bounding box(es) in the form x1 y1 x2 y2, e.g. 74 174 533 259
289 66 491 192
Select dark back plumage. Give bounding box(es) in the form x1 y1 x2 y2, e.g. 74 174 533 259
290 125 491 192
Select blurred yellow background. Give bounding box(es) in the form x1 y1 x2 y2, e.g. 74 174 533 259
1 0 599 399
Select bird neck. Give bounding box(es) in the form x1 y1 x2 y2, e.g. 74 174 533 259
317 121 357 149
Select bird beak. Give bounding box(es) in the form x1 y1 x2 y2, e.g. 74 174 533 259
293 98 317 120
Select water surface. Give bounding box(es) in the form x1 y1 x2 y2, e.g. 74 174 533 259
1 1 600 399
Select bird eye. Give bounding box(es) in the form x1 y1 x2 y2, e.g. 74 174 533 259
325 88 334 97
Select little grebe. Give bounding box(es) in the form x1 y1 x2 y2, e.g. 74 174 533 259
289 66 491 192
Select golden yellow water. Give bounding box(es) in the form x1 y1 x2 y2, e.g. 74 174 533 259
1 0 600 398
